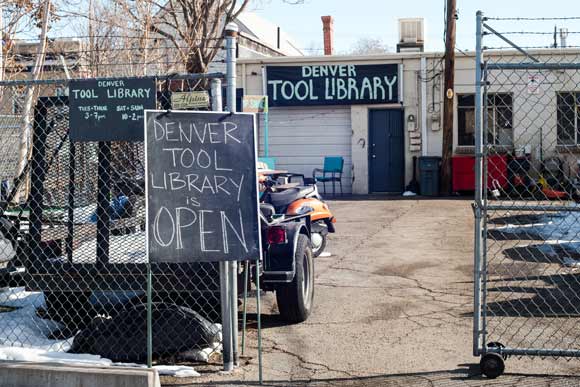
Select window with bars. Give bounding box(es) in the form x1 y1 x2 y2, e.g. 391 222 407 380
557 92 580 145
457 93 513 147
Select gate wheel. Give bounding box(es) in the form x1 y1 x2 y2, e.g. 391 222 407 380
480 352 505 379
487 341 508 360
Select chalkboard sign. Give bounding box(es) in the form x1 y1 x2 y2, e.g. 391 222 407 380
69 78 156 141
145 110 261 263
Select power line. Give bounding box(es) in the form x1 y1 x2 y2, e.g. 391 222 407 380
1 59 223 70
484 45 580 50
11 46 224 57
12 35 224 42
487 16 580 21
497 31 580 36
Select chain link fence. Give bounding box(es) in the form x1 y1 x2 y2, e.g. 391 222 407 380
474 12 580 375
0 75 230 367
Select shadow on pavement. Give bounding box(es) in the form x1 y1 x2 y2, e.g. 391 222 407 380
240 313 292 330
486 228 546 241
325 194 473 202
501 243 580 264
166 364 580 386
481 272 580 318
487 214 563 226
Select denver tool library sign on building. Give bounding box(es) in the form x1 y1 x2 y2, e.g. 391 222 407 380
266 64 399 107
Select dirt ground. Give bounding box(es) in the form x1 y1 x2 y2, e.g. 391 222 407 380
163 198 580 386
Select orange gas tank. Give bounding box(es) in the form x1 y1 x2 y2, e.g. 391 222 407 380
286 198 334 222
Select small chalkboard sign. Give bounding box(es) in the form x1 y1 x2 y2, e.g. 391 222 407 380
145 110 261 263
69 78 156 142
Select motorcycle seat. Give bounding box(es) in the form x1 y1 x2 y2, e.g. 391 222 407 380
265 186 316 210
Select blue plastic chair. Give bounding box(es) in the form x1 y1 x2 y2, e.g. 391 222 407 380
313 156 344 196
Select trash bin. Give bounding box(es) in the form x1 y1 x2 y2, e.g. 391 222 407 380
419 156 441 196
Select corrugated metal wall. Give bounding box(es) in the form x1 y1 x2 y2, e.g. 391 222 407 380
259 106 352 194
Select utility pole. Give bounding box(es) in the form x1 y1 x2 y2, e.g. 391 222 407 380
441 0 456 195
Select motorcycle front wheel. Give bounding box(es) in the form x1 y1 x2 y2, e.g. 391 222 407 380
311 221 328 257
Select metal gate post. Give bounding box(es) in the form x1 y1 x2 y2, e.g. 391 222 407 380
473 9 484 357
225 22 240 367
226 23 238 365
211 79 223 111
214 61 234 370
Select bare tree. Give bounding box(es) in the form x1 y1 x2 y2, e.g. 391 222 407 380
15 0 51 201
0 0 40 81
348 37 391 55
112 0 251 74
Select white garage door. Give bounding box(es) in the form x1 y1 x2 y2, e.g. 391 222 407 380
259 106 352 194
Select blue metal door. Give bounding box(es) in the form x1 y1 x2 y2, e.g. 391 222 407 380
369 109 404 193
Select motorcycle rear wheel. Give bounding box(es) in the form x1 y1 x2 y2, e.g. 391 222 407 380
276 234 314 323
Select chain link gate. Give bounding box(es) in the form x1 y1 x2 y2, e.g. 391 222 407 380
474 11 580 378
0 74 237 370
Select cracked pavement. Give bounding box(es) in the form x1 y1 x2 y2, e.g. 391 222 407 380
164 199 580 386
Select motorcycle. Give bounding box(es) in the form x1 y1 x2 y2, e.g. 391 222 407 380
256 203 314 323
260 176 336 257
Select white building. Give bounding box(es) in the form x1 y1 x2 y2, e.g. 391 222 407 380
237 47 580 195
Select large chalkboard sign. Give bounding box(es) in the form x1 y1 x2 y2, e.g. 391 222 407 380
69 78 156 141
145 110 260 263
267 64 399 107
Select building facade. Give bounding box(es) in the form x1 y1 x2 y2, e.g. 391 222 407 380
238 49 580 194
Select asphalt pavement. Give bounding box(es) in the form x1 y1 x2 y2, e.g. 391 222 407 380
163 198 580 387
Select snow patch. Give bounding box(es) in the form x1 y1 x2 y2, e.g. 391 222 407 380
0 347 200 377
0 288 209 378
180 338 222 363
493 211 580 242
154 365 200 378
50 232 146 264
0 288 69 351
0 346 111 366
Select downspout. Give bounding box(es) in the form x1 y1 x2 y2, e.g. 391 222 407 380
421 56 428 156
241 63 246 91
261 66 269 156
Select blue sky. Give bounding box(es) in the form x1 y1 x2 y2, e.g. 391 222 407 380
251 0 580 54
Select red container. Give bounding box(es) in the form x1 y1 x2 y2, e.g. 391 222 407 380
452 155 508 192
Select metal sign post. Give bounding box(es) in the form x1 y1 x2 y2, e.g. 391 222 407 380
225 22 239 370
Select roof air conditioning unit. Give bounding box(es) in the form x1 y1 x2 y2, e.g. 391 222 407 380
399 18 424 43
397 18 425 52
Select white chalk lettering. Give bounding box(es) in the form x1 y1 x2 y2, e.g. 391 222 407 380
221 209 248 254
224 122 241 144
169 172 186 190
229 174 244 202
175 207 197 249
199 210 219 252
214 150 233 171
208 123 221 144
197 149 211 169
153 207 175 247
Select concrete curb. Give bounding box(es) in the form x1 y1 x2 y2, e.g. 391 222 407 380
0 361 160 387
